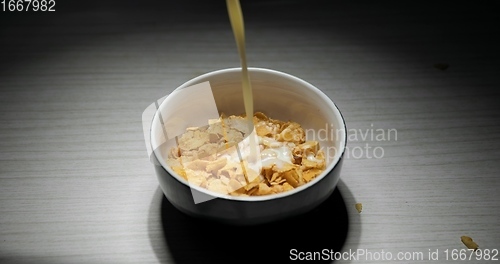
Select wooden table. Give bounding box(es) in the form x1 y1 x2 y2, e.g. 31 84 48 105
1 1 499 263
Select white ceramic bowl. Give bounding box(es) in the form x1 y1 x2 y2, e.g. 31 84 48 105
150 67 346 225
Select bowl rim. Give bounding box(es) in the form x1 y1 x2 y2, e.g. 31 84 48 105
150 67 347 202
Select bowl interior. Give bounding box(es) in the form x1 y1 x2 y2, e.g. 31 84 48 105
151 68 346 200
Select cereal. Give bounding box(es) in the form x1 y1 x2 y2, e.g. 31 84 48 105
461 236 479 251
166 112 327 196
355 203 363 213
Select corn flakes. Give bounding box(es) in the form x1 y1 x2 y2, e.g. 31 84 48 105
355 203 362 213
461 236 479 251
166 112 327 196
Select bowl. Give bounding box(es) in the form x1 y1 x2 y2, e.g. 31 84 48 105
150 67 347 225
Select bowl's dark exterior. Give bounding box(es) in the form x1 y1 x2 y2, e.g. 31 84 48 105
152 153 344 226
